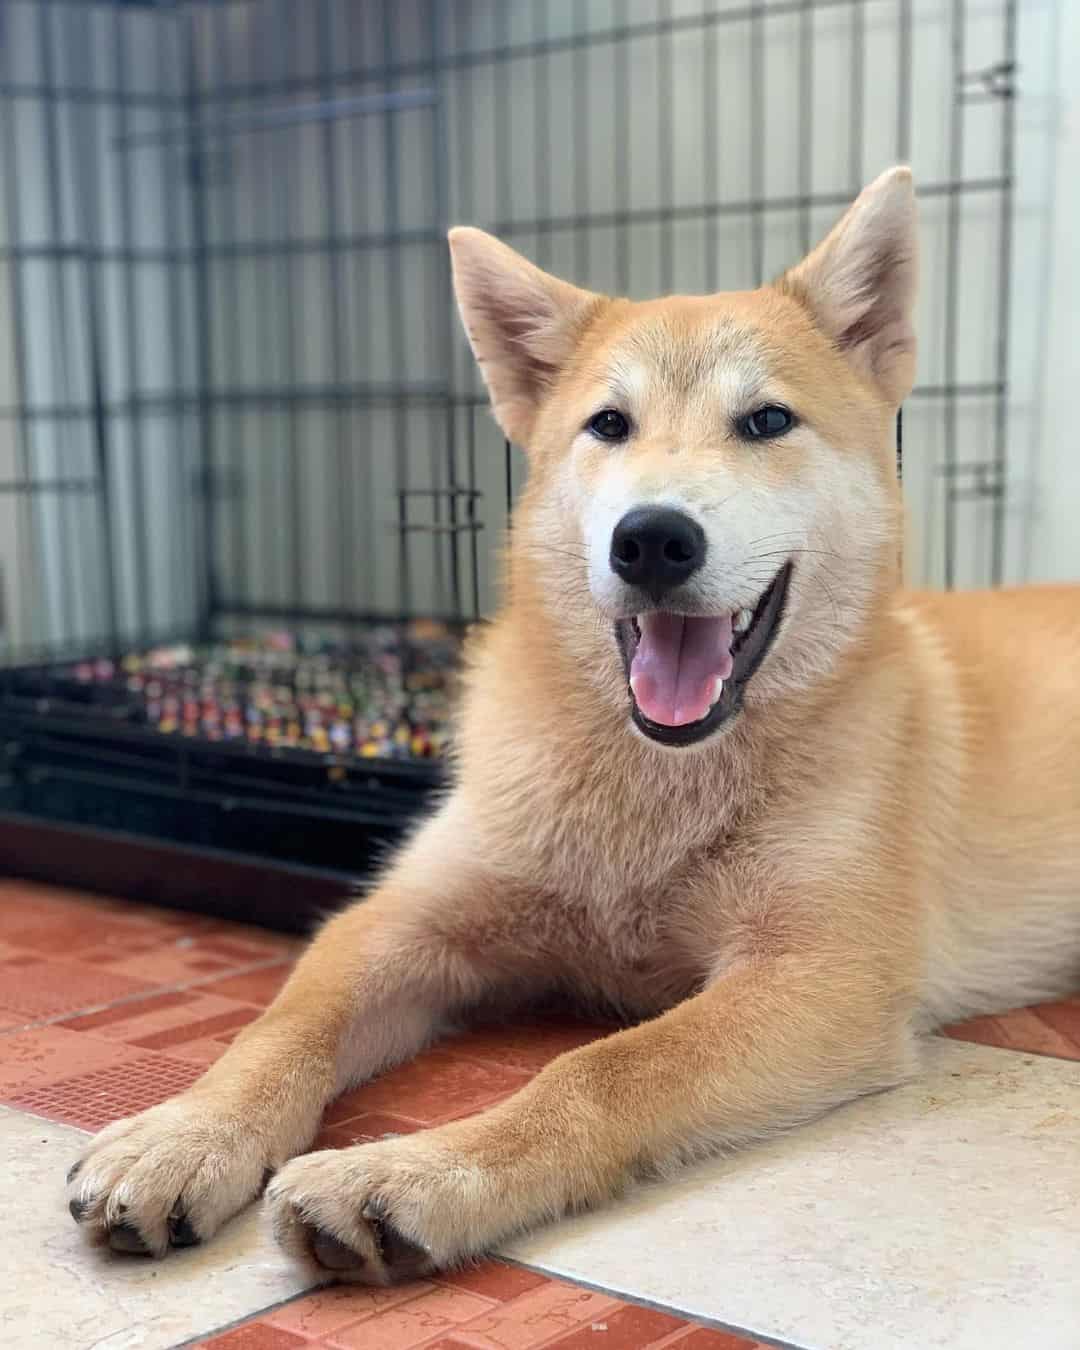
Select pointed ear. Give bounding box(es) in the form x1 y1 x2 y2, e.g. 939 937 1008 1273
777 167 918 404
448 227 602 446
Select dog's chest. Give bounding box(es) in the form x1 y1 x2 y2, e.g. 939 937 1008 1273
547 887 706 1016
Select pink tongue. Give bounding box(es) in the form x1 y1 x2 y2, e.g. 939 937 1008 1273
629 613 735 727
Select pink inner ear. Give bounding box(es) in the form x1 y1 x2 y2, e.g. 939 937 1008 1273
451 230 602 445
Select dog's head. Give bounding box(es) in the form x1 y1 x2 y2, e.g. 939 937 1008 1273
450 168 916 749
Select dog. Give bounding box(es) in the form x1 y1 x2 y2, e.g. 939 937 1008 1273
66 167 1080 1283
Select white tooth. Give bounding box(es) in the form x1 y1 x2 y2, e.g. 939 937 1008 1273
734 608 753 633
629 673 644 702
710 677 724 706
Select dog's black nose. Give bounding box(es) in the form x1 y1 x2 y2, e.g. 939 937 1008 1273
609 506 706 595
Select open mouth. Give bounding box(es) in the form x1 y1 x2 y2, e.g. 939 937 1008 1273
614 561 793 747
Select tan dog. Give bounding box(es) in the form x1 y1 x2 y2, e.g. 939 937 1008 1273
66 168 1080 1283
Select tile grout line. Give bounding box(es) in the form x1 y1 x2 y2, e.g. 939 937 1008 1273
168 1280 326 1349
500 1257 817 1350
0 954 293 1036
933 1029 1080 1065
168 1254 815 1350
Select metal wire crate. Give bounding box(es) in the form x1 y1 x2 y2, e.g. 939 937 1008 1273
0 0 1019 929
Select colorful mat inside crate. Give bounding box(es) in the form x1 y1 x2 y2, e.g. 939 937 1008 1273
65 621 460 762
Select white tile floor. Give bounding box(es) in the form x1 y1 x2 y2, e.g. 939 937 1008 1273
0 1107 310 1350
5 1040 1079 1350
508 1039 1080 1350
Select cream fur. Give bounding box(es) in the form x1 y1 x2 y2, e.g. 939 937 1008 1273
67 168 1080 1285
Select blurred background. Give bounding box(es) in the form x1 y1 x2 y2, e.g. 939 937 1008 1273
0 0 1074 923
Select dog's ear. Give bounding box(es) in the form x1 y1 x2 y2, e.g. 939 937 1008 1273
448 228 601 446
777 167 917 404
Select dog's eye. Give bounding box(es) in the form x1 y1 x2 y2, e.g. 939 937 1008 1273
741 406 795 440
587 409 631 442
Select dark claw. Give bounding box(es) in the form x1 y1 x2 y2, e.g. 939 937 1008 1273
311 1228 364 1272
69 1197 91 1224
108 1221 151 1255
168 1211 200 1248
66 1160 82 1184
367 1211 431 1276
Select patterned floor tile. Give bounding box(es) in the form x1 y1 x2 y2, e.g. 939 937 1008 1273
0 1025 141 1096
263 1282 439 1339
204 965 294 1005
312 1109 424 1149
7 1049 204 1129
323 1047 531 1128
324 1286 498 1349
446 1018 613 1076
540 1301 687 1348
0 958 156 1023
944 997 1080 1060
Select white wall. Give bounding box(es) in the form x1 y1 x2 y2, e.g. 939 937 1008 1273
1007 0 1079 583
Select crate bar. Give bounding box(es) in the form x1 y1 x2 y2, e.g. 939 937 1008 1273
612 0 630 293
491 177 1006 241
315 0 352 616
849 0 865 191
0 376 1003 425
796 0 813 255
114 1 153 642
111 88 436 149
198 226 441 259
0 243 183 263
194 0 888 106
430 0 460 620
182 5 218 637
244 9 284 616
266 0 303 615
0 42 43 655
990 0 1017 585
573 0 591 283
380 4 411 616
37 1 78 645
702 0 718 291
71 3 119 655
533 1 552 270
897 0 913 162
157 8 197 635
0 377 1004 426
942 0 966 588
0 80 179 106
3 183 1014 274
213 0 248 612
70 173 1004 260
0 478 98 494
493 2 512 245
657 0 673 294
750 1 766 284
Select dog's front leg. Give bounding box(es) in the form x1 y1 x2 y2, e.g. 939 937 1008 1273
66 797 522 1257
267 945 917 1283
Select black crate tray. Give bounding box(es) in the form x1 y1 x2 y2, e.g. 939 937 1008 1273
0 622 462 931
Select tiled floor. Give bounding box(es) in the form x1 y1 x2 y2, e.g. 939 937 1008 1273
0 880 1077 1350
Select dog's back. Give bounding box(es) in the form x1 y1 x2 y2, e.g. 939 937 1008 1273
894 584 1080 1024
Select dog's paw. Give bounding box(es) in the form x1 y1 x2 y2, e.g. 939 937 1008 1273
266 1134 490 1285
66 1095 274 1257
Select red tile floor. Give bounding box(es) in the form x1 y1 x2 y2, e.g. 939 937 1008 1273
1 878 1077 1349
